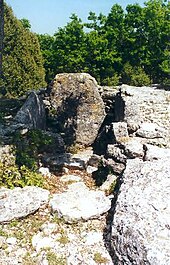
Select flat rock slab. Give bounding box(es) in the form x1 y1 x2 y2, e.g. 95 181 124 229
50 182 111 223
111 157 170 265
0 186 49 223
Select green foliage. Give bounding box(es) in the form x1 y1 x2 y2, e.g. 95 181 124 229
122 62 151 86
38 0 169 87
93 252 108 264
0 162 44 189
37 33 55 83
52 14 86 74
19 18 31 29
101 73 120 86
14 129 53 170
131 66 151 86
2 3 46 98
0 129 54 189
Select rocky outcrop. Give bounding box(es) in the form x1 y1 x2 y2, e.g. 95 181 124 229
120 85 170 147
48 73 106 146
0 186 49 223
0 80 170 264
111 154 170 265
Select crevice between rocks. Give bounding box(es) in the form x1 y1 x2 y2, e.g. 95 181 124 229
103 169 125 264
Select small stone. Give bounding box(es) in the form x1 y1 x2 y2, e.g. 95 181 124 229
86 165 98 174
100 174 117 193
111 122 129 144
39 167 51 177
6 237 17 245
32 233 55 252
60 174 82 183
123 138 144 158
0 186 50 223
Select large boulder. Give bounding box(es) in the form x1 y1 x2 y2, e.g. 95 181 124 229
111 156 170 265
48 73 106 146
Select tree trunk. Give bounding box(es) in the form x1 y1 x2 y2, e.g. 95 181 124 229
0 0 4 80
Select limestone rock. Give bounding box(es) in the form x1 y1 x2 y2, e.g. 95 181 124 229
100 174 117 193
60 174 82 183
136 122 164 139
144 144 170 161
107 145 126 163
14 92 46 130
120 85 170 147
38 167 51 177
42 149 93 171
111 122 129 144
123 138 144 158
50 182 111 223
0 186 49 223
87 154 103 167
105 159 125 175
49 73 106 145
111 157 170 265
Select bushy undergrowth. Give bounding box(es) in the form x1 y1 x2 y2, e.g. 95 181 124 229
0 129 53 189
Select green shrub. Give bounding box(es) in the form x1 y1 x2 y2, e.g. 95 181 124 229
0 129 53 189
122 62 151 86
14 129 53 170
0 162 44 189
101 73 120 86
131 67 151 86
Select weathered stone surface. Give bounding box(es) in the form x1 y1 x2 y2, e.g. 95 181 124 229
60 174 82 183
120 85 170 147
49 73 106 145
123 138 144 158
14 92 46 130
50 182 111 223
43 149 94 171
87 154 103 167
105 159 125 175
38 167 51 177
100 174 117 193
111 157 170 265
111 122 129 144
144 144 170 161
0 186 49 223
136 122 164 139
107 144 126 163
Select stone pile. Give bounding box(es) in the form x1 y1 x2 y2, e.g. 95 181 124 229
0 75 170 264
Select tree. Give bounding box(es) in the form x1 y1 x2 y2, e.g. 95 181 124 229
52 14 86 74
19 18 31 29
142 0 170 83
37 33 55 83
38 0 169 87
2 3 46 97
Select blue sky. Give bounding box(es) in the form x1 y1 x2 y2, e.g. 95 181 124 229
6 0 144 35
